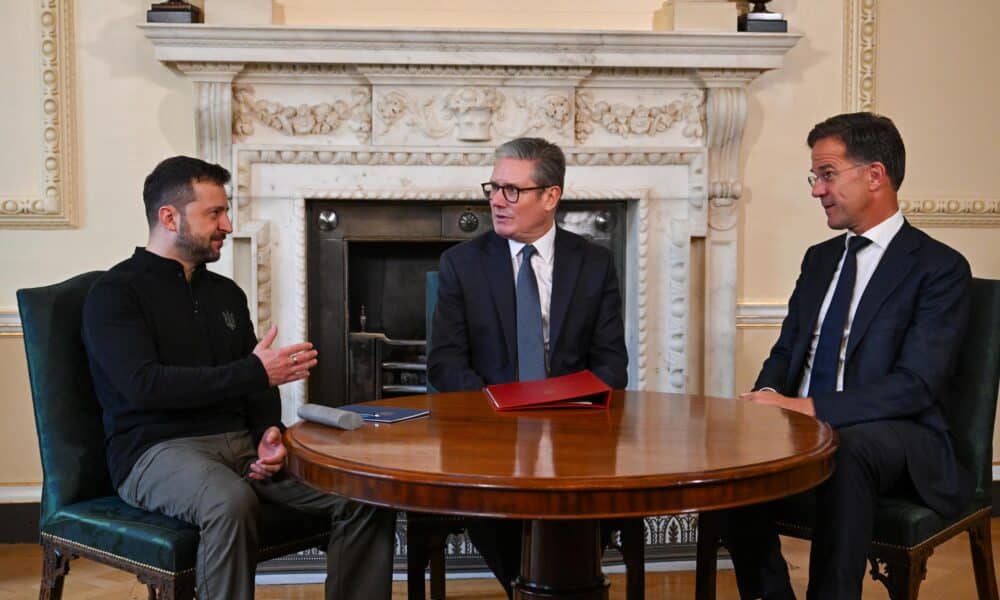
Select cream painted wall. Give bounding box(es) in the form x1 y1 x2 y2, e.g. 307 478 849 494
0 0 997 495
273 0 665 30
0 0 195 493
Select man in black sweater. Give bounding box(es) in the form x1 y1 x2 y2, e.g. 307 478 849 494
82 156 394 600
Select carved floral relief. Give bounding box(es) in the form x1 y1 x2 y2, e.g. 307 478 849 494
232 85 372 143
374 86 573 143
574 90 706 144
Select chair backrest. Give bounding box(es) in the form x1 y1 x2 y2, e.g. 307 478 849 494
17 271 113 527
942 277 1000 504
425 270 439 394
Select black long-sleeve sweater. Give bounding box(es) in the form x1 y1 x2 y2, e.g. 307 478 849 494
82 248 280 488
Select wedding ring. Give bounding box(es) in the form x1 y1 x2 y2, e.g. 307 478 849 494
291 354 299 365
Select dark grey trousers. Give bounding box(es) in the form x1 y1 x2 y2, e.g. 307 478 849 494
118 431 396 600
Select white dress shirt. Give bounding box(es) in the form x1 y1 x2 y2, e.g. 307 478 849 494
508 223 556 354
797 210 905 397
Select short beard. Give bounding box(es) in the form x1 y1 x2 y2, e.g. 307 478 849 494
175 217 220 266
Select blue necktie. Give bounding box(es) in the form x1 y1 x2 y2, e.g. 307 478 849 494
516 245 546 382
808 235 872 396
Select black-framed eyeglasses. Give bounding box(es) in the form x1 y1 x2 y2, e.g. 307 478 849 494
807 163 871 188
481 181 554 203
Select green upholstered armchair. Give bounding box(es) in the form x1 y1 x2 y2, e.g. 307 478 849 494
408 271 646 600
18 272 331 600
695 277 1000 600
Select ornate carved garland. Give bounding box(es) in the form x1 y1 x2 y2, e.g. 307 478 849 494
575 90 705 144
233 85 372 143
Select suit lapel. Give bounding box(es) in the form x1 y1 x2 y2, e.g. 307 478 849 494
483 232 517 367
845 221 919 361
796 237 846 339
549 228 583 358
787 236 846 391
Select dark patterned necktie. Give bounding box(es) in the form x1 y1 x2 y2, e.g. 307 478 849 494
516 245 546 381
808 235 872 396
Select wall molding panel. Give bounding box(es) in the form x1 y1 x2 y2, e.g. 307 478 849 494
0 484 41 504
900 197 1000 228
736 302 786 328
844 2 995 229
0 0 79 228
844 0 877 112
0 311 22 337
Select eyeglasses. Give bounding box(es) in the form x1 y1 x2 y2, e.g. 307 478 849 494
807 163 871 188
481 182 554 203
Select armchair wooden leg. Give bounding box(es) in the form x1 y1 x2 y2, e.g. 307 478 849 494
694 512 721 600
879 551 929 600
968 513 1000 600
38 542 71 600
620 518 645 600
139 572 194 600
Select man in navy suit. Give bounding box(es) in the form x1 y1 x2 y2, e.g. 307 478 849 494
428 137 628 596
724 113 974 599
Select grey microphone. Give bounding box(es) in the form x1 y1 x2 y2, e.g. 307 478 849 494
297 404 364 430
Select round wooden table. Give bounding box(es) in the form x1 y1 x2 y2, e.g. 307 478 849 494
285 390 836 599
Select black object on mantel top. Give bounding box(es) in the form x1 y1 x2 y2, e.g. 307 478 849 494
739 0 788 32
147 0 203 24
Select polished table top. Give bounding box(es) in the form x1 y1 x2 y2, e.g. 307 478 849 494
285 390 837 519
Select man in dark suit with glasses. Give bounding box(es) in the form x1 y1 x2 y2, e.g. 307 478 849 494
428 137 628 597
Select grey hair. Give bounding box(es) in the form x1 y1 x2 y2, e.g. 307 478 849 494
494 137 565 190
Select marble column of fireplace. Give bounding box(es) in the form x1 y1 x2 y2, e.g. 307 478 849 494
144 24 798 569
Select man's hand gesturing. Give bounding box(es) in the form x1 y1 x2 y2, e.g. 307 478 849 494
253 324 318 387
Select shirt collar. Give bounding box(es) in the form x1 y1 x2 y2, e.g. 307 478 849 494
507 223 557 264
133 247 206 275
846 209 904 250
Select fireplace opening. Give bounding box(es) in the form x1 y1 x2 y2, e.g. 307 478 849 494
307 199 626 408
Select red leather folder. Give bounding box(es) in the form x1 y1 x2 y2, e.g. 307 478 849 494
483 370 612 411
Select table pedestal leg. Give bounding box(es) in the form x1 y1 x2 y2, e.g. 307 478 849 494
514 519 609 600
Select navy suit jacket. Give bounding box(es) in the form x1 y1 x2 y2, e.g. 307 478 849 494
428 228 628 392
756 220 973 515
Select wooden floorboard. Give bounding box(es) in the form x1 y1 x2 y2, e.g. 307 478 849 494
2 519 998 598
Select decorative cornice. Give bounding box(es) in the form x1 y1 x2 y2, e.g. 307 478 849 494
0 0 78 229
174 61 245 77
141 25 801 70
900 197 1000 228
0 310 21 337
360 65 593 80
844 0 877 112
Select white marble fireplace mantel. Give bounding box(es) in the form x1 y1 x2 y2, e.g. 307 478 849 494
142 24 799 420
